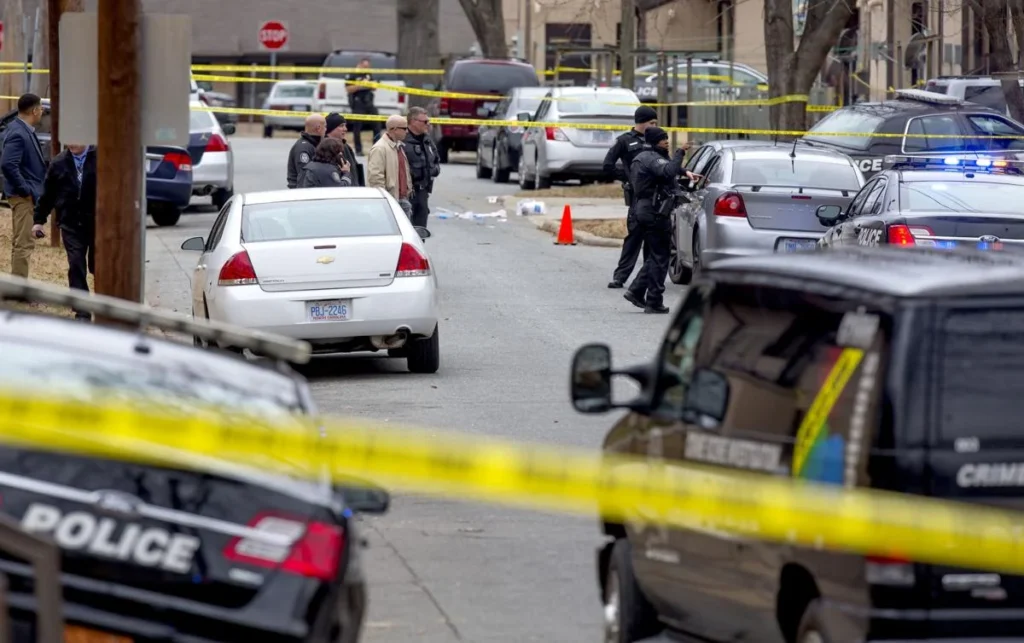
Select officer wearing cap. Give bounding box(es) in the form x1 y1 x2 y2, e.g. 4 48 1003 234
603 105 658 289
324 112 362 186
623 126 699 314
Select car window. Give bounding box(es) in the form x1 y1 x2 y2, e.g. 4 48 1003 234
862 178 888 215
705 155 725 184
514 94 545 116
903 114 964 153
964 84 1008 113
448 63 539 93
900 180 1024 213
190 110 218 131
965 114 1024 151
846 179 877 217
556 94 636 117
321 53 397 79
493 97 510 118
654 287 709 416
273 84 316 98
534 95 553 121
731 159 861 190
804 109 886 150
710 65 765 85
242 198 400 242
206 202 232 251
684 146 712 173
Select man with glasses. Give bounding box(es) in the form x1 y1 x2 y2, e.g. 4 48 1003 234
367 115 414 219
403 106 441 229
1 93 47 280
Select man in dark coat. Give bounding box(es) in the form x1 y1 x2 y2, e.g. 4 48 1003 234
286 113 325 189
1 93 47 279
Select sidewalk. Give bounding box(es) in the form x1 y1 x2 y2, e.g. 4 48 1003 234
519 197 627 248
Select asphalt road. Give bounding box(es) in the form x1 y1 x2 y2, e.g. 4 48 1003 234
145 137 687 643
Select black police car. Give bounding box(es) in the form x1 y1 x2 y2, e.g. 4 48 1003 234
569 244 1024 643
817 154 1024 250
0 277 388 642
800 88 1024 179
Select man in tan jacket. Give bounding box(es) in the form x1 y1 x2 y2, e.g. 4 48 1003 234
367 115 414 218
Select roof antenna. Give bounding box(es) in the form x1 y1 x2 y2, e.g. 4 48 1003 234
790 137 798 159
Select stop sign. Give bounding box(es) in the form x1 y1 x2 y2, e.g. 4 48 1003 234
0 21 5 53
258 20 289 52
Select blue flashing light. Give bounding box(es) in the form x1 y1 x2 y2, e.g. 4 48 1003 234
943 156 960 166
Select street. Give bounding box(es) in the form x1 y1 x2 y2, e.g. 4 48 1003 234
145 137 686 642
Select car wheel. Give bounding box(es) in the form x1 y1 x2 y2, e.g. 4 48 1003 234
475 142 492 179
263 125 273 138
668 226 693 285
150 205 181 227
438 142 449 164
193 299 211 348
534 156 551 190
795 599 832 643
211 188 233 209
406 325 439 374
492 146 510 183
518 155 533 190
604 539 662 643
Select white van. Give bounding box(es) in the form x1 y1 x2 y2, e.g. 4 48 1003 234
317 50 406 117
924 76 1024 117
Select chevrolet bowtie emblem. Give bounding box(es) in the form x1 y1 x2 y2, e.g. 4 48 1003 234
317 256 335 264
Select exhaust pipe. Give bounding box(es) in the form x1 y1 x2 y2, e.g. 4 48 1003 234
198 185 214 196
370 328 410 350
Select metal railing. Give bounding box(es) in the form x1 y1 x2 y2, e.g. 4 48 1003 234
686 85 835 141
0 513 63 643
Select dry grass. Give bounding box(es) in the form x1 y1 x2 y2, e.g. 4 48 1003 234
517 183 623 199
0 206 92 318
574 219 628 240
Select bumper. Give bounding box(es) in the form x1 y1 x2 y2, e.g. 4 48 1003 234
147 175 192 210
192 152 232 193
540 142 606 176
321 102 402 118
264 115 309 129
438 126 478 150
208 277 439 344
702 216 822 264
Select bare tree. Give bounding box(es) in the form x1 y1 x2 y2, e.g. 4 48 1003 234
458 0 508 58
967 0 1024 122
763 0 852 134
0 0 27 112
1011 0 1024 70
29 0 49 97
397 0 440 108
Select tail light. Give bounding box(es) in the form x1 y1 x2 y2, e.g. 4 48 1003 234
439 97 449 115
887 224 934 246
223 513 343 582
865 554 915 586
318 83 326 100
199 93 209 105
713 192 747 217
218 250 258 286
399 93 406 105
205 133 229 153
545 127 568 142
396 243 430 277
162 151 192 173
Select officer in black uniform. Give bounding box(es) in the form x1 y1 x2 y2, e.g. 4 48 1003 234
603 105 658 289
624 127 698 314
346 58 383 155
404 106 441 229
286 114 325 189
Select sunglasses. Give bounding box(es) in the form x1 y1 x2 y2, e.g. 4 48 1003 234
392 126 408 131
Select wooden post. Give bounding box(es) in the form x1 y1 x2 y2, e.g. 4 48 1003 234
95 0 142 304
46 0 65 246
619 0 636 89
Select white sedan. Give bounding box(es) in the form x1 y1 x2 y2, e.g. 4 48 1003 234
180 187 440 373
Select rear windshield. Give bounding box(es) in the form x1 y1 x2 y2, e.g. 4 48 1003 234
924 81 948 94
189 110 218 131
731 159 861 190
804 109 886 150
273 84 316 98
448 63 539 93
242 198 400 241
900 180 1024 212
557 94 637 117
322 53 397 79
965 84 1009 113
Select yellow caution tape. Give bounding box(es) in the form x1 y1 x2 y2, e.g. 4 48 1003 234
191 64 443 75
3 387 1024 574
792 348 864 476
0 69 50 75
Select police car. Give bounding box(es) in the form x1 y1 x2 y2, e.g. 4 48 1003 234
800 88 1024 179
0 277 388 642
816 154 1024 251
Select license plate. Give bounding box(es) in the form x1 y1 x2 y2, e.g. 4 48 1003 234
778 238 817 253
307 299 351 322
591 130 613 143
64 625 132 643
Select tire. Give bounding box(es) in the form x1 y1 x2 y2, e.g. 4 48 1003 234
691 230 703 281
150 206 182 227
193 298 211 348
534 157 551 190
604 539 662 643
263 125 274 138
795 599 832 643
406 325 439 374
387 347 407 358
438 142 449 164
668 224 693 285
212 187 233 209
475 143 492 179
518 155 533 190
492 146 510 183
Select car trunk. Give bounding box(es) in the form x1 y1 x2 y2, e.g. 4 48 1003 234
447 96 501 119
733 185 856 232
900 213 1024 249
267 92 316 114
187 132 211 165
0 447 333 609
559 117 632 148
247 236 403 292
145 146 190 180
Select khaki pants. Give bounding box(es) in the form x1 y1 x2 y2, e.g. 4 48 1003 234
8 196 35 279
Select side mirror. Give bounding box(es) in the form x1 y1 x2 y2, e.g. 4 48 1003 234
516 111 533 122
570 343 612 413
180 237 205 251
336 484 390 515
222 123 236 136
414 226 431 240
815 204 843 226
681 368 730 428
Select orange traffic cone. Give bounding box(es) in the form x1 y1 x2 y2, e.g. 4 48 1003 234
554 204 577 245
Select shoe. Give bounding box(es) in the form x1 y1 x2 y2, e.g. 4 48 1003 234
607 281 623 289
623 291 645 309
644 303 670 314
74 313 92 322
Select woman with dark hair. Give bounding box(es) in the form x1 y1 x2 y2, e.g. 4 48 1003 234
298 138 353 188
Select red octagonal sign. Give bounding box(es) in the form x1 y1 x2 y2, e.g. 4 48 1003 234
258 20 289 51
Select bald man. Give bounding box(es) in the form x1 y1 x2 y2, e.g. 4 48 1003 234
286 113 326 189
367 115 414 218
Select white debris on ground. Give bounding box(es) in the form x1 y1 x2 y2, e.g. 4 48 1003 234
433 197 545 223
436 208 508 222
515 200 546 216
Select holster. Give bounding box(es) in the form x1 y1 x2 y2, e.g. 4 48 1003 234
622 183 633 207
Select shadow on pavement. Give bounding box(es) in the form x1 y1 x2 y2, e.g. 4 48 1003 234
292 353 421 381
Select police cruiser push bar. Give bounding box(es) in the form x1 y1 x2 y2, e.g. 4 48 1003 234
0 274 312 364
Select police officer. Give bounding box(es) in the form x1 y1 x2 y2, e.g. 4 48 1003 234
286 114 325 189
347 58 383 155
624 127 698 314
603 105 658 289
404 106 441 229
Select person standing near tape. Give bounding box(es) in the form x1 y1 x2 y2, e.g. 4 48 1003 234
603 105 657 289
347 58 383 155
0 93 47 282
286 114 325 189
324 113 362 186
367 115 414 219
404 106 441 230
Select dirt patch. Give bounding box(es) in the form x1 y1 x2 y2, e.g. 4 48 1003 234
517 183 622 199
0 207 92 318
573 219 628 240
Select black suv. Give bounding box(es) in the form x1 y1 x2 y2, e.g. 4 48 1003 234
800 88 1024 179
570 245 1024 642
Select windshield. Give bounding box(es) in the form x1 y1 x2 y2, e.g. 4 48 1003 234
558 93 637 116
189 109 218 131
900 180 1024 212
449 63 539 93
322 53 397 79
273 84 316 98
732 159 861 190
804 109 886 150
243 198 400 241
515 96 545 115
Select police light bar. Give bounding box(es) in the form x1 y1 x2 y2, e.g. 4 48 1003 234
892 88 965 106
0 274 312 364
882 155 1024 171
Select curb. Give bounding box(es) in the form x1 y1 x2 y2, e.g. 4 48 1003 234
529 217 624 248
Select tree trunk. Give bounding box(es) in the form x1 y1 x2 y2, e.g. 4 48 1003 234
974 0 1024 123
763 0 852 137
0 0 27 112
458 0 508 58
397 0 440 108
1011 0 1024 70
29 0 49 97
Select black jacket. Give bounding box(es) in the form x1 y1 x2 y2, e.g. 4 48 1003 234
340 139 362 186
1 118 47 201
404 132 441 191
602 129 648 184
630 147 686 216
298 161 353 188
33 147 96 229
287 133 320 189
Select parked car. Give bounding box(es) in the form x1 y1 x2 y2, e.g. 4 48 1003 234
0 99 192 227
924 75 1024 117
262 80 321 137
630 59 769 102
475 86 550 183
317 50 406 119
670 140 865 284
196 80 238 127
188 104 235 209
180 187 440 373
428 57 541 163
517 87 641 190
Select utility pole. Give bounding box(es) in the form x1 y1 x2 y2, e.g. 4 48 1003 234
0 0 27 112
523 0 532 68
29 1 48 98
46 0 81 247
95 0 142 304
619 0 636 88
